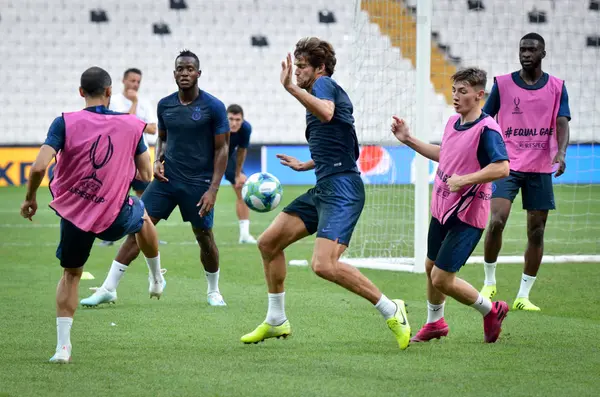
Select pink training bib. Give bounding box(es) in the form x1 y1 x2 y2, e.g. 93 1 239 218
431 114 503 229
50 110 145 233
495 73 563 173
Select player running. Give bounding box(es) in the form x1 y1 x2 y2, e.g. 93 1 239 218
240 37 411 350
20 67 163 363
392 68 510 344
479 33 571 311
80 50 230 307
225 104 257 244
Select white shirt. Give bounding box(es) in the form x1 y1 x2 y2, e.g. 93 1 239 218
109 92 158 145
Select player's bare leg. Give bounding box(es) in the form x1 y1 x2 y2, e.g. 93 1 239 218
310 237 410 349
412 258 449 342
193 227 225 306
52 266 83 363
513 210 548 311
431 266 508 343
241 213 308 343
234 174 256 244
311 238 381 303
80 213 165 306
481 198 512 299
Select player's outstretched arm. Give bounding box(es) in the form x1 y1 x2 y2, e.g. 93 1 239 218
21 144 56 220
276 154 314 171
391 116 440 162
446 160 509 192
280 53 335 122
234 147 247 187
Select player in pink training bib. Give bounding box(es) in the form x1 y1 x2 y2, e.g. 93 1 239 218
479 33 571 312
19 67 164 364
391 68 510 344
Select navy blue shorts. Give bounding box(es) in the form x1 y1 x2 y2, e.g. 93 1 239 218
142 179 213 230
492 171 555 211
283 172 365 246
427 215 483 273
56 196 145 268
131 179 150 193
224 155 241 185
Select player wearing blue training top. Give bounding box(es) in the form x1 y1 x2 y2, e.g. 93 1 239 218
81 50 230 307
240 37 411 350
224 104 257 244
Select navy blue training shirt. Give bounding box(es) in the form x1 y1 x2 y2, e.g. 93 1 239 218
157 90 229 185
452 112 509 168
44 105 147 154
483 71 571 120
306 76 359 181
229 120 252 157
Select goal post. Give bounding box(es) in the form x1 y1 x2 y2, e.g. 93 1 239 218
345 0 600 272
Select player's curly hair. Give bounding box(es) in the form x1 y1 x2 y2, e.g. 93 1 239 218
294 37 336 76
451 67 487 90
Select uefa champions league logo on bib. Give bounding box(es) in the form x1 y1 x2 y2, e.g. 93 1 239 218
80 135 114 192
512 97 523 115
191 106 202 121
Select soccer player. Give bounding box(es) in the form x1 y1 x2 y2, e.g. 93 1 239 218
479 33 571 311
391 68 510 343
80 50 230 307
99 67 164 246
225 104 257 244
240 37 411 350
20 67 164 363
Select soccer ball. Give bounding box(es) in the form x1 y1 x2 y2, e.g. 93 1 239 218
242 172 283 213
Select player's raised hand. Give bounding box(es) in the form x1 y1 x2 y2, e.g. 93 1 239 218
276 154 304 171
153 160 168 182
20 198 38 221
552 151 566 178
125 89 138 102
197 188 217 217
391 116 411 143
280 52 294 89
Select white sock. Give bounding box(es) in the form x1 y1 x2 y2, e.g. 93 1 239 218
239 219 250 237
145 253 162 283
101 261 128 292
484 261 497 286
471 294 493 316
206 269 220 294
517 273 537 299
56 317 73 349
265 292 287 325
426 301 445 323
374 294 397 320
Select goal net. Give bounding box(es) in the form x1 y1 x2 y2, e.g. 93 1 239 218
345 0 600 272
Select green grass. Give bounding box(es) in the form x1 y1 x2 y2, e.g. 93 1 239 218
0 185 599 397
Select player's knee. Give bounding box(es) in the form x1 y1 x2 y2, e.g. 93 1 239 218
257 233 279 259
311 257 336 280
528 224 545 246
425 259 435 277
194 228 214 245
430 270 450 292
63 267 83 280
488 214 507 234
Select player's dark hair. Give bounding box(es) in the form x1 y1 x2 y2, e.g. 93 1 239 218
294 37 336 76
451 67 487 90
521 32 545 49
176 49 200 69
123 68 142 78
80 66 112 97
227 104 244 116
